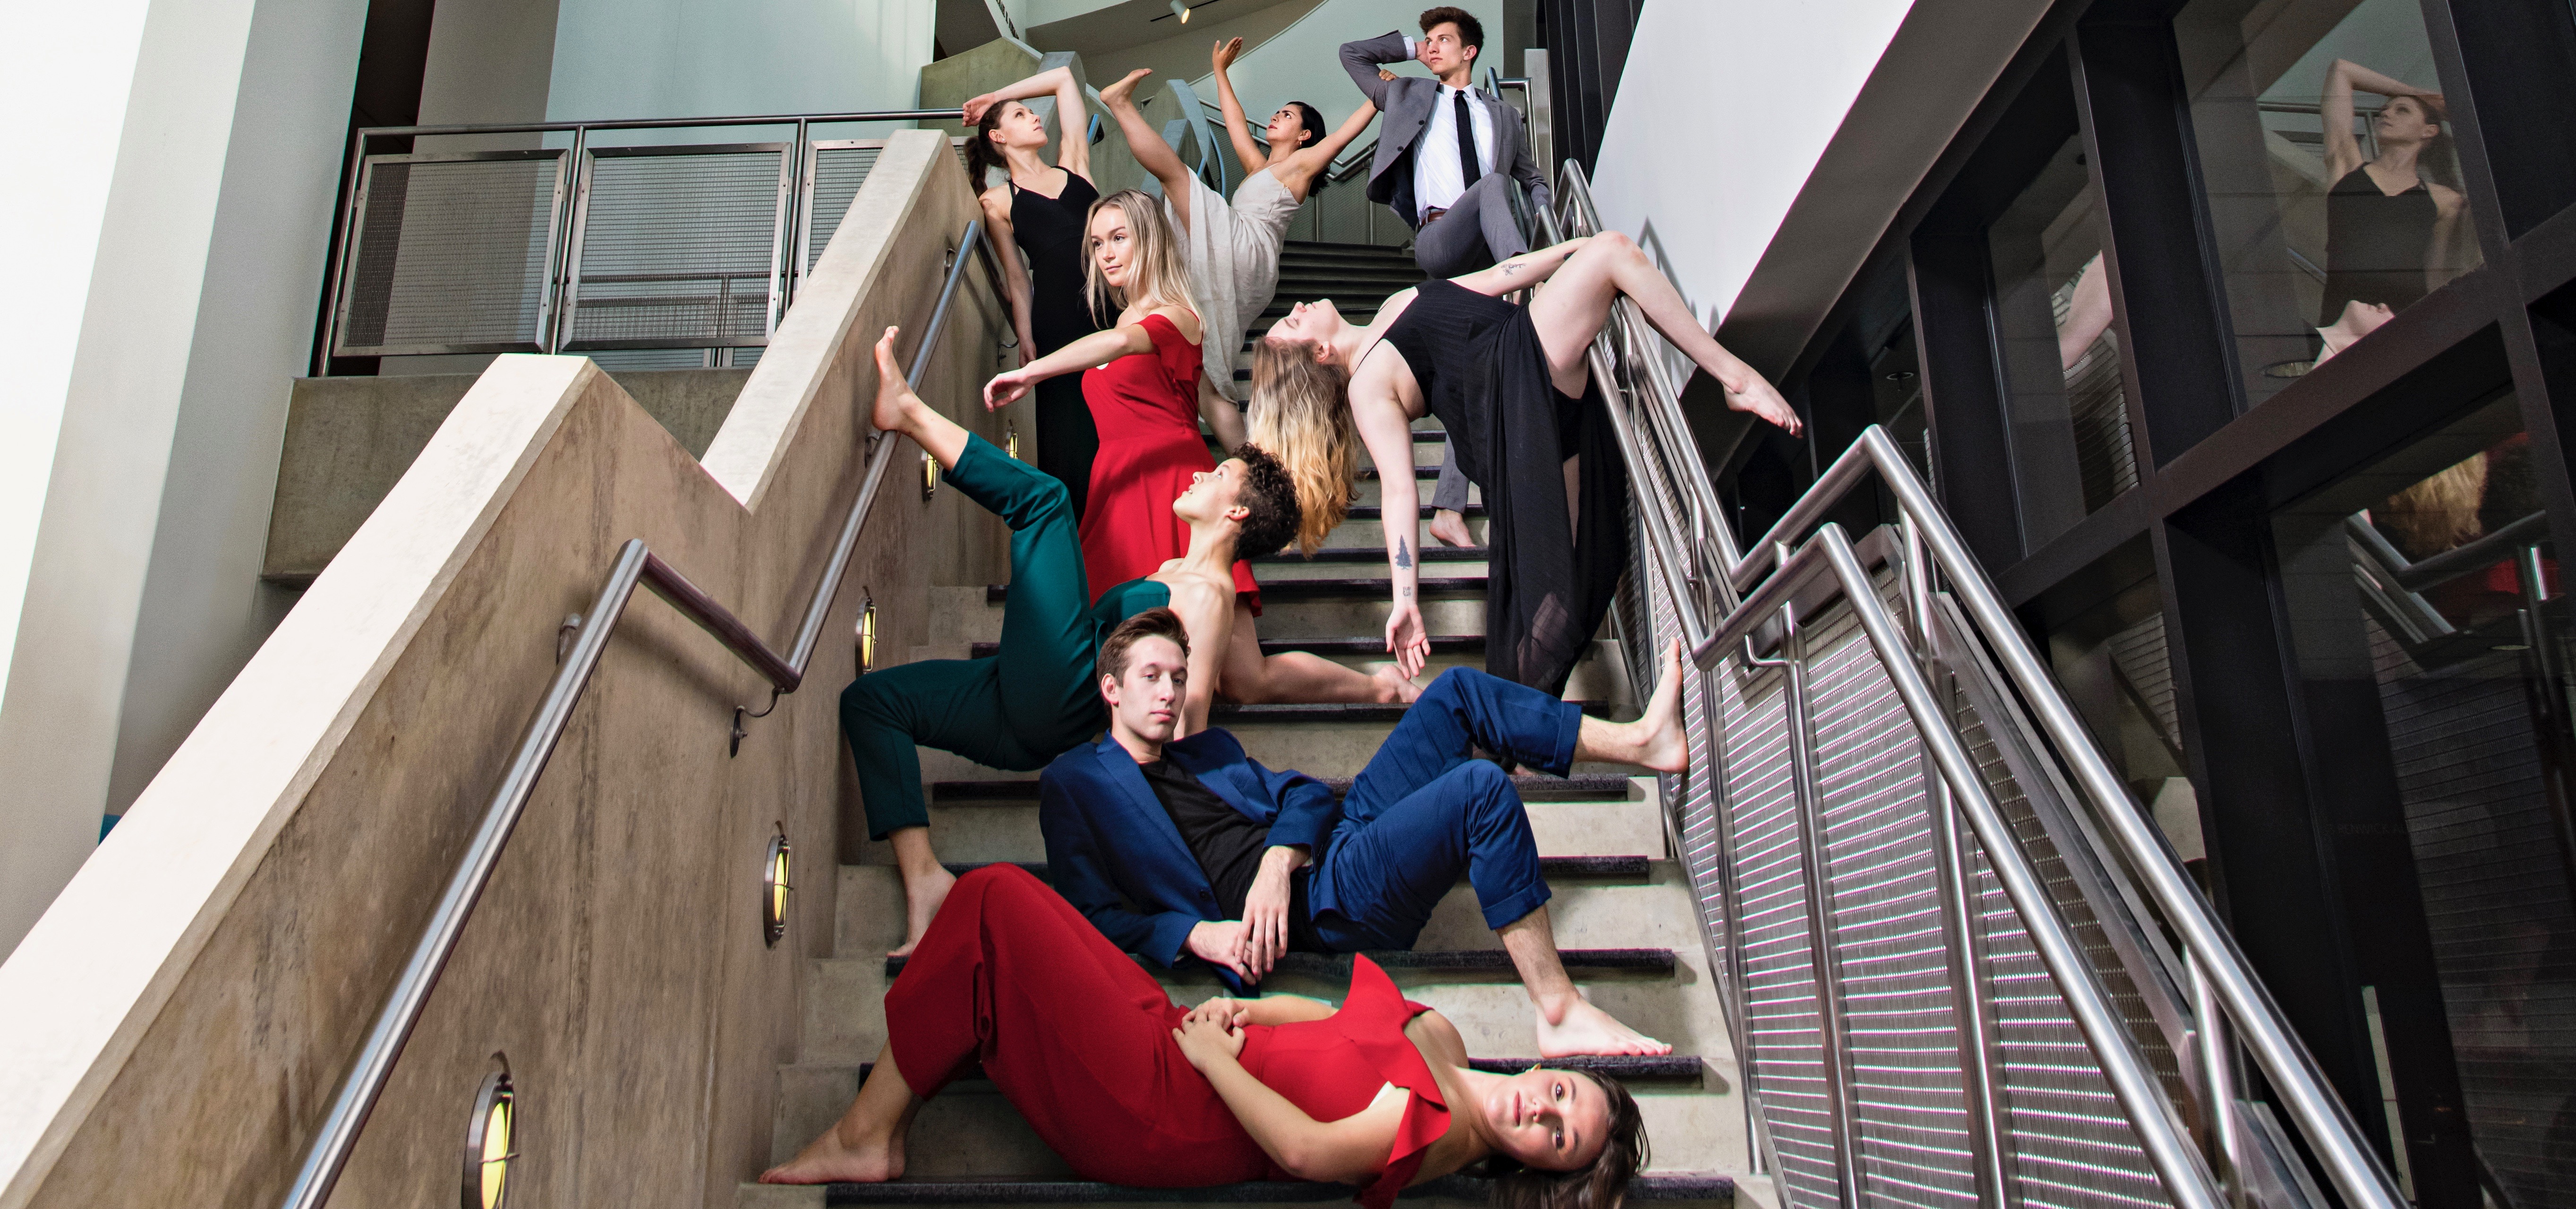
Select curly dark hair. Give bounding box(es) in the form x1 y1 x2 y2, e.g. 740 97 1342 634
1484 1072 1648 1209
1419 6 1485 59
1227 444 1303 562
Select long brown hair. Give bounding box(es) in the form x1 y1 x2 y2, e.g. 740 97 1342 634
1249 338 1358 555
1485 1072 1648 1209
1084 189 1199 324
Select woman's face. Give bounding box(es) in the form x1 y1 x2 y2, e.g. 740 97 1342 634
1264 299 1341 349
995 101 1048 150
1480 1067 1611 1171
1264 105 1310 148
1089 207 1135 289
2376 96 2440 146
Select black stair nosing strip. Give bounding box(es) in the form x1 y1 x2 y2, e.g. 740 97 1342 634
967 636 1486 659
847 1052 1702 1089
1352 465 1445 481
1347 506 1484 521
823 1172 1734 1204
931 773 1631 804
985 578 1487 604
938 855 1653 882
1251 546 1482 565
1205 700 1615 723
885 947 1675 979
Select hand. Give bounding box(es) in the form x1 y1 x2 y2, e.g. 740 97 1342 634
984 368 1035 411
1213 37 1243 71
962 93 998 125
1379 68 1398 82
1171 1009 1247 1072
1243 849 1304 977
1384 599 1430 680
1416 39 1437 69
1185 996 1251 1031
1187 919 1255 983
1726 377 1803 438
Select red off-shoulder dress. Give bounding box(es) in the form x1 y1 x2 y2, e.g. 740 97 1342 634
887 865 1449 1205
1077 312 1262 613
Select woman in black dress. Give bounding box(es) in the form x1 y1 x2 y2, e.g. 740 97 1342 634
1250 233 1801 695
2312 58 2468 359
964 68 1105 519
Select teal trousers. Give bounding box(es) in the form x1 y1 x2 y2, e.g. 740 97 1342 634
841 434 1165 839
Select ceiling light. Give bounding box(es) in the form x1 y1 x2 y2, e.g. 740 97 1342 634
1172 0 1190 20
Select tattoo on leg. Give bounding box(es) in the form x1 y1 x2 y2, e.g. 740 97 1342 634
1395 537 1413 570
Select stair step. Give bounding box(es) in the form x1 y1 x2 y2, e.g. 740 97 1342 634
1252 547 1480 565
940 855 1654 881
809 1172 1733 1204
849 1052 1699 1091
966 635 1485 659
1208 701 1612 724
983 578 1487 605
1348 505 1484 521
930 773 1633 804
885 947 1677 979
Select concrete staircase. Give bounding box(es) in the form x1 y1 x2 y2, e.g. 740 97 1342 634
739 243 1752 1207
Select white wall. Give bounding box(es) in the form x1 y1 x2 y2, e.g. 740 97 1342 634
546 0 936 122
1589 0 1918 332
0 0 366 958
1198 0 1509 131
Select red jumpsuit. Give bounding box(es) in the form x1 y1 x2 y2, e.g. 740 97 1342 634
1075 312 1262 612
888 865 1450 1204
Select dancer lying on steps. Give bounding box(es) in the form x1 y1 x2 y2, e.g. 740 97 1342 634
760 864 1650 1203
844 326 1298 957
1041 609 1693 1057
1254 232 1803 696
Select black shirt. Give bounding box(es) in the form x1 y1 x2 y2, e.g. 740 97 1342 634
1137 758 1328 952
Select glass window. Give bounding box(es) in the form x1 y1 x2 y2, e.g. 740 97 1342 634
2177 0 2482 407
2270 394 2576 1203
2043 573 2201 879
1989 133 2137 548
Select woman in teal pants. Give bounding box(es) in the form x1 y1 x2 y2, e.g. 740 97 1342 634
844 327 1300 957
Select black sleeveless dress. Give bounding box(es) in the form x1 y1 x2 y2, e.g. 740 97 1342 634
1012 168 1105 520
2319 164 2439 325
1379 279 1629 695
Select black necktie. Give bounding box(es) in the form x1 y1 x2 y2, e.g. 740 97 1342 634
1453 89 1482 189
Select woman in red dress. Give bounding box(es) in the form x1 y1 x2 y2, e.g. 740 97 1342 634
986 190 1415 706
760 865 1647 1207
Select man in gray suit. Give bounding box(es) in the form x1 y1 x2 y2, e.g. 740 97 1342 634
1340 9 1552 279
1341 8 1551 545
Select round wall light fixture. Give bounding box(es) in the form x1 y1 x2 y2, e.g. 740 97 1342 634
462 1056 516 1209
855 590 879 675
763 826 794 947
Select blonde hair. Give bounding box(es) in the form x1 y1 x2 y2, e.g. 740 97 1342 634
1249 338 1359 555
2378 454 2488 560
1085 189 1200 325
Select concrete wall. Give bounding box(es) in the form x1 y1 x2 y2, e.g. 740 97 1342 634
0 0 367 960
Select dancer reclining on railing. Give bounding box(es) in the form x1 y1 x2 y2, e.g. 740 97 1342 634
984 189 1417 707
760 865 1648 1202
850 326 1299 957
1040 608 1690 1057
1253 233 1802 694
1087 40 1377 420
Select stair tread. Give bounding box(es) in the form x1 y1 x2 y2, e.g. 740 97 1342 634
1348 505 1483 520
931 773 1630 802
813 1172 1735 1203
940 855 1654 881
840 1053 1702 1091
966 636 1485 659
884 947 1676 979
983 578 1486 604
1253 547 1481 564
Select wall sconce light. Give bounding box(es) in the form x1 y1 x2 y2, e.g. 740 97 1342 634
462 1057 516 1209
763 826 793 947
922 450 938 499
856 589 878 674
1006 419 1020 461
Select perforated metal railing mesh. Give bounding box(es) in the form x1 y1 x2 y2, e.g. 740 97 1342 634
338 156 561 355
805 145 885 275
566 149 785 349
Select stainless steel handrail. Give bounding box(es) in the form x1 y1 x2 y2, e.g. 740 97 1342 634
278 217 1002 1209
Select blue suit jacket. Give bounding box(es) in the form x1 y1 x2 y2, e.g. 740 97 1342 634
1038 728 1339 992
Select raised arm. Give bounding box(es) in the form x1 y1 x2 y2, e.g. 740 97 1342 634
965 66 1092 181
980 191 1038 366
2320 59 2366 181
1450 236 1592 297
1173 1015 1413 1183
1351 369 1428 679
1340 32 1411 109
1211 39 1271 174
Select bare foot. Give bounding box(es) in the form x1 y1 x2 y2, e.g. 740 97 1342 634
759 1116 905 1184
888 862 957 959
1373 665 1422 704
1536 996 1672 1058
1632 639 1688 773
1100 68 1152 109
1429 509 1477 549
871 327 921 434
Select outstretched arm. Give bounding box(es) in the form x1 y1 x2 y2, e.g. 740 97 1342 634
1099 68 1195 231
1211 39 1271 174
1450 236 1591 297
1173 1015 1412 1182
984 323 1161 409
1351 375 1429 679
965 66 1092 182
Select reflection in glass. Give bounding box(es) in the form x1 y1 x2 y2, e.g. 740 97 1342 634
2045 575 2201 879
2273 396 2576 1204
1989 134 2135 548
2176 0 2480 406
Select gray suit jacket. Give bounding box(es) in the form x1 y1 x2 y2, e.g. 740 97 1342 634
1339 31 1551 228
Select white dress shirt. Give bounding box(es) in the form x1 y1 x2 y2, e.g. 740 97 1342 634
1399 53 1496 221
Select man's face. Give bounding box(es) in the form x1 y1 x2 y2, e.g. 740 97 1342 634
1419 21 1476 76
1172 458 1248 527
1102 635 1188 744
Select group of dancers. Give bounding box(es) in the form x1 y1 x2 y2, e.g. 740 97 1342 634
774 9 1802 1201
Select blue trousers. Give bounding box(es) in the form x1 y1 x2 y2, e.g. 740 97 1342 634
1308 668 1584 950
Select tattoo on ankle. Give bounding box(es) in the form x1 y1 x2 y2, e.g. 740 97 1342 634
1395 537 1413 570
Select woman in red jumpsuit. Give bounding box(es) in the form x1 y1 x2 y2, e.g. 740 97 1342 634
984 190 1416 707
760 866 1647 1206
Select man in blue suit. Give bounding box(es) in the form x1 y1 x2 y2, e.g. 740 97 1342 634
1038 608 1693 1057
